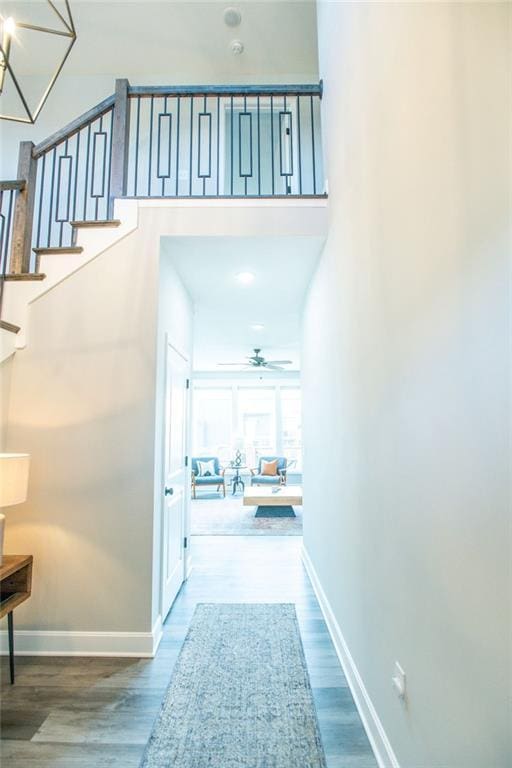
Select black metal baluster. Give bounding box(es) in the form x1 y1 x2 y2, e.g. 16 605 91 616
297 95 302 195
238 96 253 197
215 96 219 197
83 123 92 221
57 139 69 246
257 95 261 196
148 96 154 197
72 130 81 223
134 96 141 197
230 95 234 196
202 96 206 196
270 95 275 195
189 96 193 197
36 153 46 248
175 96 180 197
47 147 57 247
0 192 5 276
310 95 316 195
106 108 114 218
161 96 167 197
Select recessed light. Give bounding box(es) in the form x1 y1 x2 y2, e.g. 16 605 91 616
251 323 265 331
236 271 255 285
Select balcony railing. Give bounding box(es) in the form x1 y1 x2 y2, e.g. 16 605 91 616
0 80 325 274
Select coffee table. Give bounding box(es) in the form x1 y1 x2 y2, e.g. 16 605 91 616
243 485 303 517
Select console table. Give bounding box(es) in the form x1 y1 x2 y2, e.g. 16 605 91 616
0 555 33 684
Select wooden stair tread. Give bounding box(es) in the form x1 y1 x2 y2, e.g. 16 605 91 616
70 219 121 229
3 273 46 281
33 246 84 255
0 320 20 334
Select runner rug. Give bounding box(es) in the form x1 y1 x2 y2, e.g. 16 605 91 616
140 603 327 768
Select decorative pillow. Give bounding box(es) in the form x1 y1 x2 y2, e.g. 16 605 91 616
197 460 216 477
261 459 278 477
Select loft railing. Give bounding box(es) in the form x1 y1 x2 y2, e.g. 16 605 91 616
0 79 325 275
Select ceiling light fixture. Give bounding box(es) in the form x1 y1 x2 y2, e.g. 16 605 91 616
236 271 255 285
0 2 77 124
223 7 242 27
251 324 265 331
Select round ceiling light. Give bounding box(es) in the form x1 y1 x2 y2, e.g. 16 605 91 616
224 7 242 27
251 324 265 331
236 271 255 285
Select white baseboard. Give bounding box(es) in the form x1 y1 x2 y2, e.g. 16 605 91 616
301 545 400 768
0 616 164 658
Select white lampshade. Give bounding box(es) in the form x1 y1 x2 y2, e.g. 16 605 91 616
0 453 30 507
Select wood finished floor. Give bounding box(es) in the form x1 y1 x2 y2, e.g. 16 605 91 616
0 536 378 768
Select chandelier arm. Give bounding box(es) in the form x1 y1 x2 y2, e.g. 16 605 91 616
2 54 34 122
47 0 74 35
64 1 76 35
15 22 74 39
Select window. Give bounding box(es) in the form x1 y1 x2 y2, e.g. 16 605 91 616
191 383 302 473
280 387 302 471
192 388 232 463
237 388 276 467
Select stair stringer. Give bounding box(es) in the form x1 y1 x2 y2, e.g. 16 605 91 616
0 199 139 359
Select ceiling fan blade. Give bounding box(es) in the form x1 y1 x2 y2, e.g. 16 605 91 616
266 360 293 365
264 363 285 370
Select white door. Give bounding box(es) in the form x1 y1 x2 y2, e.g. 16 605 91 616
161 342 189 621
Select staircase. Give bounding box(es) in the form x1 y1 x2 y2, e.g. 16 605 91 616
0 79 325 362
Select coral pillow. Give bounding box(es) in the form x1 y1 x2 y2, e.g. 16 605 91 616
261 459 278 477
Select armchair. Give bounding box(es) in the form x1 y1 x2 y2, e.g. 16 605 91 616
191 457 226 499
250 456 287 486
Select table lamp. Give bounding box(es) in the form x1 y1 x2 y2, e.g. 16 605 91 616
0 454 30 567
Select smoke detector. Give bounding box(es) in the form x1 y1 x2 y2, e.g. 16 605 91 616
224 7 242 27
230 39 244 55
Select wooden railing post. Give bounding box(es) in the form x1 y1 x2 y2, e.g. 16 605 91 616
10 141 36 273
110 78 131 215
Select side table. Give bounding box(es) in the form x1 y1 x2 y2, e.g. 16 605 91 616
0 555 33 684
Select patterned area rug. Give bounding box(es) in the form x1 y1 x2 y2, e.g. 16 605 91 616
191 493 302 536
140 604 327 768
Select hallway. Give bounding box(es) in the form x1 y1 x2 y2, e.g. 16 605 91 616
1 537 377 768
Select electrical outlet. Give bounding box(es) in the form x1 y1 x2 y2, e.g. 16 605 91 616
392 661 406 700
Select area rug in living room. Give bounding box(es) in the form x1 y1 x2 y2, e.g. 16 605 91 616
191 493 302 535
139 603 327 768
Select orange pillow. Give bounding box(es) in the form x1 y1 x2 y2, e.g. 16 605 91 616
261 459 278 476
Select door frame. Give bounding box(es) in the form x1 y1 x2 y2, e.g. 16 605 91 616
159 335 191 621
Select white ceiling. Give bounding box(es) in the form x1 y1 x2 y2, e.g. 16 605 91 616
161 235 324 371
2 1 319 80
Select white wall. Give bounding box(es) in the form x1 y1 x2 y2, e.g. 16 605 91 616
2 224 160 641
303 3 511 767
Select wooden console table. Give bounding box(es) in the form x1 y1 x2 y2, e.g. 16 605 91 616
0 555 33 684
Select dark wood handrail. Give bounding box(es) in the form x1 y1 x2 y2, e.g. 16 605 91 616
128 82 323 99
0 180 25 191
32 94 115 158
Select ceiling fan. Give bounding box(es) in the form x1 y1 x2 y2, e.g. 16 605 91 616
218 349 293 371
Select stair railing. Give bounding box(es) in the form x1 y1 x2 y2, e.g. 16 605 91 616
2 79 325 274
